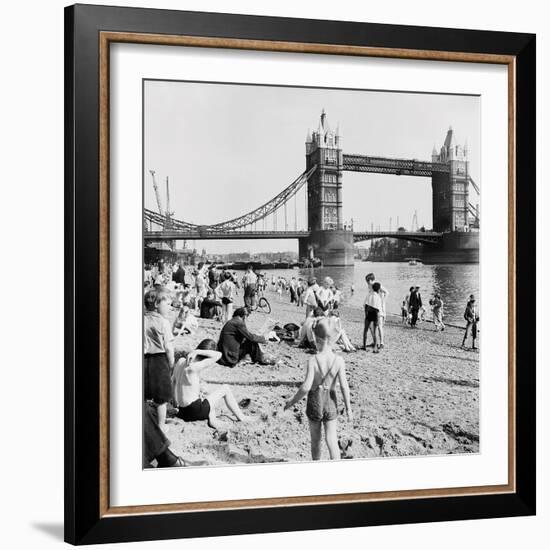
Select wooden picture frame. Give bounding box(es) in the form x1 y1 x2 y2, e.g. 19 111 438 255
65 4 536 545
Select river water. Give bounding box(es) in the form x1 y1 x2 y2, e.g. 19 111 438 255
263 261 479 325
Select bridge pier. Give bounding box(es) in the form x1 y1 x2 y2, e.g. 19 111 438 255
300 230 355 267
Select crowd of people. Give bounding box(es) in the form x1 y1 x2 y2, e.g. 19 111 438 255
143 259 479 467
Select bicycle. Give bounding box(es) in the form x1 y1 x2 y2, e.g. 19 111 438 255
247 290 272 314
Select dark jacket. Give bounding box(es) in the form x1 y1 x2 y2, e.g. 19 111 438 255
200 297 221 319
217 317 267 366
464 301 478 323
409 291 422 309
172 266 186 285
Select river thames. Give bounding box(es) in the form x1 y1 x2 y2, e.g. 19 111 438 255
264 261 479 326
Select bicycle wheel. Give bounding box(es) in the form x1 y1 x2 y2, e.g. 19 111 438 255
257 296 271 314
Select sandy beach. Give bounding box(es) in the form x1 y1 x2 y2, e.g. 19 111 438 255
165 290 479 465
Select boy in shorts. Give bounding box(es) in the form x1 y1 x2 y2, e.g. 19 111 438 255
172 339 253 430
216 271 236 323
144 289 175 430
363 279 383 352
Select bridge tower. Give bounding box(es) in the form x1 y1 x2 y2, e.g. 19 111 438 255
301 109 354 266
431 127 470 232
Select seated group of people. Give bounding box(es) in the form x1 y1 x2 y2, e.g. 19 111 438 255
143 275 357 467
297 307 356 353
144 286 274 434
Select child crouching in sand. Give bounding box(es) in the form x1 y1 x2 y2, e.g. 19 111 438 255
284 318 353 460
172 339 254 430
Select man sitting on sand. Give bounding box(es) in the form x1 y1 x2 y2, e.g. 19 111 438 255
217 307 275 367
173 339 253 430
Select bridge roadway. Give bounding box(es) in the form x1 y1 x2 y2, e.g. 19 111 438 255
342 154 449 177
145 229 443 244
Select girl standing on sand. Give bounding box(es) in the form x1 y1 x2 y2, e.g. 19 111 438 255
284 318 353 460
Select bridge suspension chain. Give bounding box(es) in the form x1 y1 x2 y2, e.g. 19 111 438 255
144 165 316 234
206 164 316 232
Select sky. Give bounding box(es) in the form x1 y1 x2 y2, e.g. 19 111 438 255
144 80 480 254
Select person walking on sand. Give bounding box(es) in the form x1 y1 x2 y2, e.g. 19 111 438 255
462 294 479 349
173 339 254 430
276 278 284 301
409 286 423 327
376 281 389 348
289 277 298 304
243 265 258 309
296 278 305 307
431 294 445 331
404 287 414 325
401 299 409 324
284 318 353 461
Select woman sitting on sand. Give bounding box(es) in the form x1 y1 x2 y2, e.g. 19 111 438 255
172 339 253 430
172 304 199 337
327 311 356 353
284 318 353 460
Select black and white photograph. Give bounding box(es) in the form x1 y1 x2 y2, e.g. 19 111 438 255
142 80 481 468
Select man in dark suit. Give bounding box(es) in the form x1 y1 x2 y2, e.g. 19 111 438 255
217 307 274 366
409 286 423 327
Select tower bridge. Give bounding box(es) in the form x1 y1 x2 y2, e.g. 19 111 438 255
145 110 479 266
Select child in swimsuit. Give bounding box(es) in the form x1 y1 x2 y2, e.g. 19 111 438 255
172 338 253 430
284 318 353 460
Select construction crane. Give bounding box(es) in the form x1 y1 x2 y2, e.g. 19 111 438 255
148 171 185 249
165 176 174 228
149 170 164 217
